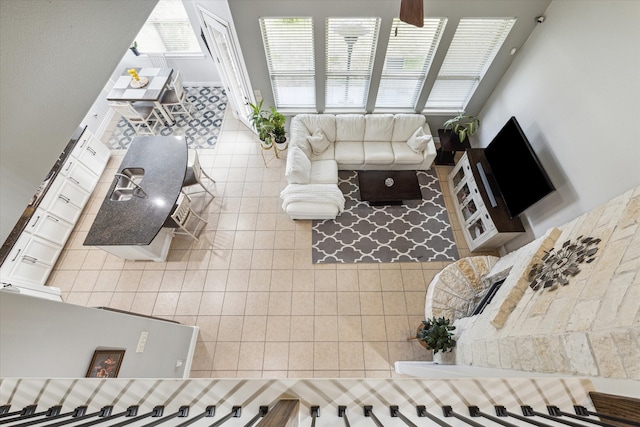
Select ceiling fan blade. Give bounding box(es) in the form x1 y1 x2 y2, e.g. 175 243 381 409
400 0 424 27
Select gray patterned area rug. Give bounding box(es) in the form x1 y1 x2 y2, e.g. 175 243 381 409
106 86 227 149
312 170 459 263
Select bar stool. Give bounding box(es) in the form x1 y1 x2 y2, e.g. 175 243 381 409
182 150 215 200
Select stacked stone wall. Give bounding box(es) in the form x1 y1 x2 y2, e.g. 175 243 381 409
453 186 640 380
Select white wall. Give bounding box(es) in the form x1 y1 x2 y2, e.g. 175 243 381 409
227 0 551 118
0 0 157 243
476 0 640 250
0 291 198 378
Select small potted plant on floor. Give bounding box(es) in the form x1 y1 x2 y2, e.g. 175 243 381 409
416 316 457 364
442 112 480 143
248 100 273 148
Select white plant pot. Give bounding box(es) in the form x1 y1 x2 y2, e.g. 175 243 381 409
260 139 273 150
432 350 456 365
275 140 288 151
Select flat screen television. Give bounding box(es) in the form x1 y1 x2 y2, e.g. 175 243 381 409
483 117 555 218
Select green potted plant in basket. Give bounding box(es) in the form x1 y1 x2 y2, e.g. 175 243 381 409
443 112 480 143
416 316 457 363
248 100 273 147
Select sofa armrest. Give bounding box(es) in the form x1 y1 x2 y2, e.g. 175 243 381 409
417 121 435 169
423 121 433 136
419 139 437 170
290 115 313 158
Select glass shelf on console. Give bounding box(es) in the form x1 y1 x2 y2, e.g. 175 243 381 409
460 198 478 221
452 168 465 188
467 217 486 240
456 183 471 204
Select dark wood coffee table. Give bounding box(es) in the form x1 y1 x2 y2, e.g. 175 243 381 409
357 170 422 206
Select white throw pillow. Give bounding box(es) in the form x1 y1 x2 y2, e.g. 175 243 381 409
406 127 432 153
307 129 331 155
285 146 311 184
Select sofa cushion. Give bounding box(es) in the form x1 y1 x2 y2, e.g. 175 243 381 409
310 142 335 161
336 115 365 142
308 129 331 155
334 141 365 165
294 138 313 160
282 201 341 220
298 114 337 142
285 146 311 184
310 159 339 184
281 183 345 219
392 141 425 164
364 114 394 142
407 127 433 153
364 141 395 165
392 114 427 142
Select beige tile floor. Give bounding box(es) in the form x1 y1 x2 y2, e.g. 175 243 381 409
48 112 488 379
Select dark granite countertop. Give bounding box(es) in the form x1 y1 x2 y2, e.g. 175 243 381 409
84 136 187 246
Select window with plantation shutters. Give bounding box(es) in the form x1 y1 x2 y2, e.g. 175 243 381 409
425 18 516 111
375 18 447 110
135 0 201 53
325 18 380 109
260 17 315 109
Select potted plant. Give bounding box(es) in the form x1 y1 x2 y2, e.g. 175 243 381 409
416 316 457 363
442 112 480 143
248 100 273 147
268 107 287 147
130 41 140 56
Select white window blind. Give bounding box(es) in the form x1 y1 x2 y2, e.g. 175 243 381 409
375 18 447 109
425 18 516 111
260 17 315 109
134 0 201 53
325 18 380 109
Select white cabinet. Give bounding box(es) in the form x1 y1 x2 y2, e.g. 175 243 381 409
0 128 110 299
1 209 72 290
0 234 61 289
74 132 111 177
25 208 74 247
97 229 174 263
61 157 100 193
1 234 29 281
46 179 90 224
448 150 524 252
15 235 62 268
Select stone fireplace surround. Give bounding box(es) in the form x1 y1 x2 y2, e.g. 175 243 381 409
424 186 640 381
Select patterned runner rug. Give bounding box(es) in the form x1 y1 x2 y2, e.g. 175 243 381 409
312 170 459 263
106 86 227 149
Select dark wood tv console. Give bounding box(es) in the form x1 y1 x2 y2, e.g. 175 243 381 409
447 148 525 251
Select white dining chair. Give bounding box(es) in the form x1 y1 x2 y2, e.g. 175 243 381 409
169 192 207 241
108 101 162 135
182 150 215 200
146 53 176 90
159 72 194 121
147 53 169 69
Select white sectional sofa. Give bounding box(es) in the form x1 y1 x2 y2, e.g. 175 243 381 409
280 113 437 220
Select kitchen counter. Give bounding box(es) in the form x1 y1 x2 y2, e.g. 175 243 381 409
84 136 187 260
0 126 86 266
